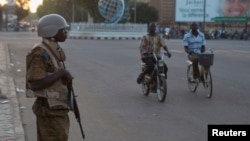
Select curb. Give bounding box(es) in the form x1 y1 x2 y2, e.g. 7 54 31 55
68 36 142 40
4 43 25 141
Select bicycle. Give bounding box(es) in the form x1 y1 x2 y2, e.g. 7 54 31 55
186 49 214 98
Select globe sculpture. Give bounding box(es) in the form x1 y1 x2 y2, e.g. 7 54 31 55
98 0 126 24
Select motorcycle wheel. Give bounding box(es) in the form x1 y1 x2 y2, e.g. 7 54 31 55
141 81 150 96
156 76 167 102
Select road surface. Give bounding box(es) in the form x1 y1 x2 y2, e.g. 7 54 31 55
1 32 249 141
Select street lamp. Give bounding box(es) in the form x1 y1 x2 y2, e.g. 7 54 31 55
134 0 136 23
65 0 75 23
203 0 206 32
72 0 75 23
246 1 250 31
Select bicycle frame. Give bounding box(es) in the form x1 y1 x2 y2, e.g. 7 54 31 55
186 49 213 98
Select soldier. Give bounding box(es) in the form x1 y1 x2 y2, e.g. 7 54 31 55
26 14 73 141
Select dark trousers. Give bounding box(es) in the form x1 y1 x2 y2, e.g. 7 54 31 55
142 57 155 75
137 57 168 83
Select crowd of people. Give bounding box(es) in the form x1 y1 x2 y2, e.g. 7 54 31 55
208 28 250 40
155 24 250 40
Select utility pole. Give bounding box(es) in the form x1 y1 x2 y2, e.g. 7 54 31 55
0 5 2 31
72 0 75 23
134 0 136 23
246 3 250 31
203 0 206 32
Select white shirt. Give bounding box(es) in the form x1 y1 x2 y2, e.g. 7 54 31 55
183 31 206 54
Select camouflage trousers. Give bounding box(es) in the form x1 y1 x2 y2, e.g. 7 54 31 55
32 97 69 141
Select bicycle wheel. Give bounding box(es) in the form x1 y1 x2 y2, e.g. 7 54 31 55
187 65 198 93
156 76 167 102
203 69 213 98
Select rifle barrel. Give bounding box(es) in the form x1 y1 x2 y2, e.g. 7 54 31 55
78 119 85 139
72 88 85 139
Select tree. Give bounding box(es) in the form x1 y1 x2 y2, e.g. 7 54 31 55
37 0 72 22
37 0 90 23
77 0 104 22
15 0 30 20
0 0 29 30
129 2 158 24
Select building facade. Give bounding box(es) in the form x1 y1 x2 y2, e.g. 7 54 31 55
148 0 175 26
140 0 249 30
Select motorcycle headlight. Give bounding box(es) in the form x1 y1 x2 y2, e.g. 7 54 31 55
158 61 164 67
165 33 168 35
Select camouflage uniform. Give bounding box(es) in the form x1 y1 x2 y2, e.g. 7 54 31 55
26 38 69 141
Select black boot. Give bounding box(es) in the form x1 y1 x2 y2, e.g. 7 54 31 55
137 73 144 84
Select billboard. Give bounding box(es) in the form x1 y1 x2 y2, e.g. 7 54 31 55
7 0 16 6
175 0 250 22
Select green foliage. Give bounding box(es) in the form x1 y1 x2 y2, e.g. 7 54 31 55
16 5 29 20
36 0 158 23
36 0 103 23
16 0 30 21
36 0 72 22
130 2 158 24
77 0 104 22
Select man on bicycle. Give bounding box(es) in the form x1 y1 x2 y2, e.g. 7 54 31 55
183 22 206 81
137 22 172 84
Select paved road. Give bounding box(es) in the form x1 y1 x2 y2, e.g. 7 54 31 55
0 32 250 141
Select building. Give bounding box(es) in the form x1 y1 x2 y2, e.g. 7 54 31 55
148 0 175 26
131 0 175 26
148 0 249 31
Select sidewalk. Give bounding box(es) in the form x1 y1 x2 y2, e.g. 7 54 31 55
0 42 25 141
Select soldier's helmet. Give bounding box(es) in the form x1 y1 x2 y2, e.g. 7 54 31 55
37 14 69 37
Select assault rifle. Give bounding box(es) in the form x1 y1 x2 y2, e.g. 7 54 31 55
67 84 85 139
56 47 85 139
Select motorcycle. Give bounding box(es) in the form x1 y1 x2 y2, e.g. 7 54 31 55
140 52 170 102
162 27 170 39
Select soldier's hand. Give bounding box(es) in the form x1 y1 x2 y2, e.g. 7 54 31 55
61 70 73 85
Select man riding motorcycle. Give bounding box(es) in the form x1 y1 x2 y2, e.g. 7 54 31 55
137 22 172 84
